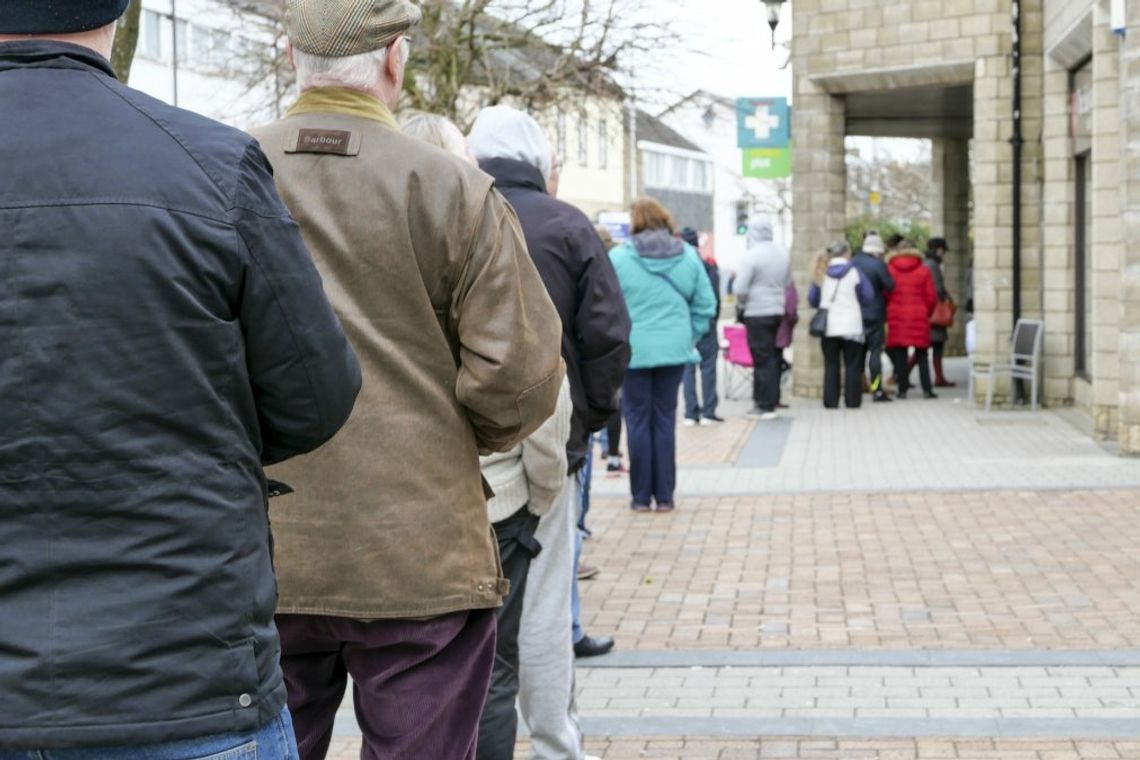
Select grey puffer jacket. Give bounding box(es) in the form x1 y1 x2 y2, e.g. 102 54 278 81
0 41 360 748
733 219 792 318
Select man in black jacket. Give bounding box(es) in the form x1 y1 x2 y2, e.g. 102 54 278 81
852 233 895 401
468 105 631 760
0 4 360 753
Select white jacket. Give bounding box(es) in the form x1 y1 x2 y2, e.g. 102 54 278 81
819 258 865 340
481 377 572 523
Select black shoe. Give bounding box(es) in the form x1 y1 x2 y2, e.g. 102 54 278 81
873 392 893 403
896 391 908 400
924 391 939 399
574 634 615 658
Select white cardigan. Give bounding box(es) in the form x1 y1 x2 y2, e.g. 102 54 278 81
820 259 865 340
480 376 572 524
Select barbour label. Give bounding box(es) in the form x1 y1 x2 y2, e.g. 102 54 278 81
287 129 359 156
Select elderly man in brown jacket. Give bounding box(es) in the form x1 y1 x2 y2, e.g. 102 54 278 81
252 2 564 758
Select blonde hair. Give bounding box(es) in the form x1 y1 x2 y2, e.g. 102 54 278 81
401 112 472 163
810 250 830 286
630 196 676 235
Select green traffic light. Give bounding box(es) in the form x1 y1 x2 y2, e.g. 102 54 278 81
736 224 748 235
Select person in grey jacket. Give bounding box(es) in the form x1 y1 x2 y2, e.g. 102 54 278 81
733 219 792 418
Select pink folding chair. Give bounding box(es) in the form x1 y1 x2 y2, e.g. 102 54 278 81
721 324 753 400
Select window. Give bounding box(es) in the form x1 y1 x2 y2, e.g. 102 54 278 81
174 19 189 64
191 24 210 65
142 10 163 60
692 160 709 192
577 111 588 167
597 119 608 170
643 152 667 187
1074 152 1092 378
670 156 689 188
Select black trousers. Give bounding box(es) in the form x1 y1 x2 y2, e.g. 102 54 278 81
743 315 782 412
605 406 622 457
476 506 541 760
888 347 933 395
821 337 865 409
863 322 886 393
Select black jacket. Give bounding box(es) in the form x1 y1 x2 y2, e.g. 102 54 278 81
852 251 895 325
480 158 631 473
0 42 360 748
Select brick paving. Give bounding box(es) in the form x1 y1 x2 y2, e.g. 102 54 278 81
323 365 1140 758
577 489 1140 651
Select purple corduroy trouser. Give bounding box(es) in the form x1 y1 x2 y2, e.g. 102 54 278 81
276 608 497 760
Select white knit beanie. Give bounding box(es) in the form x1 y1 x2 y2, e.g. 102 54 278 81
467 105 554 183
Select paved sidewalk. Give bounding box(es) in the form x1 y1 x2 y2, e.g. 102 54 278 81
323 361 1140 758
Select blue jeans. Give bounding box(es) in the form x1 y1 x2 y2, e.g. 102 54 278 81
0 710 298 760
682 330 719 420
623 365 685 506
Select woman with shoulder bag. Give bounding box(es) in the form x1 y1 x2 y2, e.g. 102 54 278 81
609 198 716 513
808 240 873 409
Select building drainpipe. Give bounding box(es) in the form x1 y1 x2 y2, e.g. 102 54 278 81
1011 0 1023 330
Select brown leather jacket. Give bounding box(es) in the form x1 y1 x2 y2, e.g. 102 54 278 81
253 88 563 619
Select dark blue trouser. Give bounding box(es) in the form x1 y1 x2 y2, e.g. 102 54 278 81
622 365 685 506
683 329 719 420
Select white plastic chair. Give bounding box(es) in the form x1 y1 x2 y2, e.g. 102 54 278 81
984 319 1044 412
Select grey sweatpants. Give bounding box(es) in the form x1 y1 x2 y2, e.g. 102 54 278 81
517 475 583 760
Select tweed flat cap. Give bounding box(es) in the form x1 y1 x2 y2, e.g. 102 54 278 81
287 0 422 57
0 0 129 34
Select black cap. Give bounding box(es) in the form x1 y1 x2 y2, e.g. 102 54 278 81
0 1 130 34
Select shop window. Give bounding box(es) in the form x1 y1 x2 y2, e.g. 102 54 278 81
1074 152 1092 378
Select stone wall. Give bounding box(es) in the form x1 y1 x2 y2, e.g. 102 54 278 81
1119 4 1140 455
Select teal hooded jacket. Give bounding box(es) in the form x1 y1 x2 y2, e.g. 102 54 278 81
609 229 718 369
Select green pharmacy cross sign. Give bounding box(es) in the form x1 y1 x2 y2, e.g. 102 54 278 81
742 147 792 179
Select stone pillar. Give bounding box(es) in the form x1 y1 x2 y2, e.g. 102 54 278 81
972 0 1045 406
789 81 846 400
1039 55 1076 408
1118 4 1140 454
1090 8 1125 436
930 138 971 357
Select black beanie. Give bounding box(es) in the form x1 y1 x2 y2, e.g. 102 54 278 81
0 1 130 35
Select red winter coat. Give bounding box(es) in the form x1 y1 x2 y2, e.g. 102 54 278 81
886 251 937 349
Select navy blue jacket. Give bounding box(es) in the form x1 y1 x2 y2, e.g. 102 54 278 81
0 42 360 748
852 251 895 325
479 158 630 474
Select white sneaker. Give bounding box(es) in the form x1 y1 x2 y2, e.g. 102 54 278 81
683 418 698 427
760 411 779 421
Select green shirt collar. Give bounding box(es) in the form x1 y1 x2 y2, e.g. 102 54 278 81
287 87 399 129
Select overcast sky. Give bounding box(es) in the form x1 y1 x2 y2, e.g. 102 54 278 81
632 0 794 113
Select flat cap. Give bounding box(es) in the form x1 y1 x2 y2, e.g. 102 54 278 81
287 0 422 57
0 0 129 34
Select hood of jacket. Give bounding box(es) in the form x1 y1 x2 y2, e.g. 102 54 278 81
631 228 686 272
890 250 925 273
467 105 553 182
826 258 856 278
747 218 774 245
478 156 547 195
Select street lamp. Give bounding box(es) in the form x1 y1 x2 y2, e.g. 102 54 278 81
763 0 787 50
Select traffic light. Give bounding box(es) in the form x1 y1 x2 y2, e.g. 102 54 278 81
735 200 749 236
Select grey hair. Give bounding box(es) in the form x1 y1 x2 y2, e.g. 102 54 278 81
293 37 409 92
401 112 471 161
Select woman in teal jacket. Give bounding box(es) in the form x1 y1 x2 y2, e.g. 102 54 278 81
609 198 717 512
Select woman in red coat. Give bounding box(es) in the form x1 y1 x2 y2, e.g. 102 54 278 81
886 242 938 399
